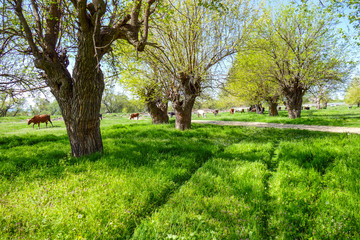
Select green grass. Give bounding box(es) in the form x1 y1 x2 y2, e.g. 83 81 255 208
193 105 360 127
0 113 360 239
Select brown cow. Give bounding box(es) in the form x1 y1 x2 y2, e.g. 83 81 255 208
240 109 245 113
213 109 219 116
230 108 234 114
27 114 53 129
129 113 140 120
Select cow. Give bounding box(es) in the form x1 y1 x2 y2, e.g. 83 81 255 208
197 110 206 118
230 108 234 114
129 113 140 120
304 106 310 110
349 105 352 109
99 114 103 120
213 110 219 116
251 108 256 112
240 109 245 113
168 112 175 118
27 114 53 129
278 107 281 110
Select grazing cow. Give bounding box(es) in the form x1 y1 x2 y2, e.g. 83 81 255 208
230 108 235 114
168 112 175 118
278 107 281 110
197 110 206 118
129 113 140 120
27 114 53 129
99 114 103 120
304 106 310 110
213 110 219 116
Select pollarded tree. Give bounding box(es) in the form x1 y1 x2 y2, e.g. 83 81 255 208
345 76 360 107
145 0 257 130
3 0 159 156
251 3 351 119
226 49 282 116
0 93 26 117
110 45 170 124
122 68 170 124
308 78 344 109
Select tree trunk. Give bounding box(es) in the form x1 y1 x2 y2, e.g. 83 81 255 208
284 89 305 119
174 106 193 130
52 68 105 157
315 97 321 110
268 102 278 116
323 101 328 109
147 99 169 124
255 104 264 114
171 73 200 130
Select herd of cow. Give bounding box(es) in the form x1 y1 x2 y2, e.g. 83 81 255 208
27 106 314 129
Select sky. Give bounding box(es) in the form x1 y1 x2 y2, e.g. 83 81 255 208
24 0 360 108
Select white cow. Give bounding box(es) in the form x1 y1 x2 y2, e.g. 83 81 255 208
197 110 206 118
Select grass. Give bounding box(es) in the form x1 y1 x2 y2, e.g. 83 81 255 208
192 105 360 127
0 112 360 239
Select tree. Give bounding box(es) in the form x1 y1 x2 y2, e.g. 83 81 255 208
31 97 61 115
248 3 351 118
112 55 170 123
226 49 282 116
308 78 343 109
101 88 129 114
3 0 159 157
0 93 25 117
345 76 360 107
144 0 257 130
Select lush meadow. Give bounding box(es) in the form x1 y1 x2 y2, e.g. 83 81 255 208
1 112 360 239
194 105 360 127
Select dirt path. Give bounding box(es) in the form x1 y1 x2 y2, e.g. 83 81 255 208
192 120 360 135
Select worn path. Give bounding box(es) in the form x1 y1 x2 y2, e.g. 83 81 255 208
192 120 360 134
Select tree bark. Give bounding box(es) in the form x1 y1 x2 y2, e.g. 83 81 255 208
147 98 169 124
174 106 193 130
50 64 105 157
315 97 321 110
171 73 200 130
284 87 305 119
268 101 278 116
255 104 264 114
323 101 327 109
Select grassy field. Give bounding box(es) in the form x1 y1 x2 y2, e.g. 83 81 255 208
0 111 360 239
192 105 360 127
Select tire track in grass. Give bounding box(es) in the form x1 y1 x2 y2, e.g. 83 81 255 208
128 152 216 239
259 140 280 239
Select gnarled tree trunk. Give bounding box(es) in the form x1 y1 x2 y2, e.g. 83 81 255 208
147 98 169 124
255 104 264 114
174 104 193 130
268 102 278 116
171 73 200 130
315 97 321 110
266 96 279 116
284 90 304 119
323 101 328 109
